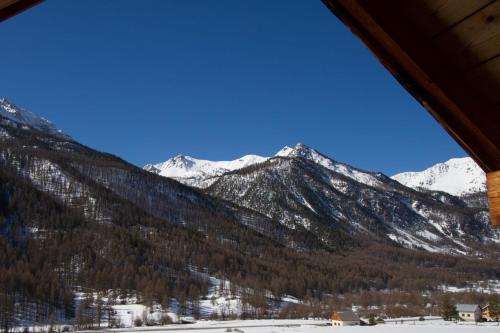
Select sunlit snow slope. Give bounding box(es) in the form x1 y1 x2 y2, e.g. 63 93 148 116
144 154 268 188
392 157 486 196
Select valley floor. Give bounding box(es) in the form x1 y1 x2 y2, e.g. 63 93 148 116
72 319 500 333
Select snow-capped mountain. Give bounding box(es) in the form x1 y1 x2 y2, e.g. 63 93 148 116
391 157 486 196
144 143 386 189
144 154 268 188
276 143 384 187
143 144 497 254
206 144 498 255
0 98 71 140
147 144 487 200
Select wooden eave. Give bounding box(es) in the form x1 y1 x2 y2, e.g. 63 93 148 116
322 0 500 225
0 0 43 22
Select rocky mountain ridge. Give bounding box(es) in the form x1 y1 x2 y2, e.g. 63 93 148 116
0 98 71 140
145 144 487 199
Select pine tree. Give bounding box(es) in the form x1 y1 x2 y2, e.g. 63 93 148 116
440 296 458 321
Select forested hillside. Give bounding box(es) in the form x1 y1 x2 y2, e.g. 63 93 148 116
1 105 500 329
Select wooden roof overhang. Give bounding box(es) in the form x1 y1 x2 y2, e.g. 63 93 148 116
322 0 500 226
0 0 43 22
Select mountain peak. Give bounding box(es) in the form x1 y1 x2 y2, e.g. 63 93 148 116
144 153 268 188
391 156 486 196
0 98 71 140
295 142 309 149
275 145 293 156
168 155 195 168
293 142 315 156
275 142 317 158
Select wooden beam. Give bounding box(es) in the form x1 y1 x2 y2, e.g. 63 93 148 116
403 0 495 38
487 171 500 226
321 0 500 226
432 1 500 72
0 0 43 22
322 0 500 173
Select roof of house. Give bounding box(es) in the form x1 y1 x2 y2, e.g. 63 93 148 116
0 0 43 22
331 310 360 322
456 304 480 312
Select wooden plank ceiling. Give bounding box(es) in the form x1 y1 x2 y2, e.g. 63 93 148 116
322 0 500 172
0 0 43 22
322 0 500 225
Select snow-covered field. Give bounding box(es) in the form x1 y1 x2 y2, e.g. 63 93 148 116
89 273 303 327
100 319 499 333
439 280 500 294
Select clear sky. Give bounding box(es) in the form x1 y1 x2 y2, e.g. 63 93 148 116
0 0 467 175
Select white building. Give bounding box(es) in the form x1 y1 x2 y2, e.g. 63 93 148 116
330 310 360 327
456 304 481 322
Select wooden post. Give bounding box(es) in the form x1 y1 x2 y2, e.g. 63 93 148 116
487 171 500 226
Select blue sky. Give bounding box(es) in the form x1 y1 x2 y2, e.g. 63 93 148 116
0 0 466 175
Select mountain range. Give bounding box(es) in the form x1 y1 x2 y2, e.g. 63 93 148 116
1 98 499 324
145 145 486 197
145 143 496 255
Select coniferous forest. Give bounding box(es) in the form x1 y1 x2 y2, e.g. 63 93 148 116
1 119 500 331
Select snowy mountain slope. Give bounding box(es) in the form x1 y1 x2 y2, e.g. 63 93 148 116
206 144 499 255
276 143 384 187
144 143 384 189
0 106 327 252
391 157 486 196
0 98 71 140
144 154 268 188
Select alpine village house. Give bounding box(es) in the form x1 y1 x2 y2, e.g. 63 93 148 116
330 310 360 327
456 304 482 322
